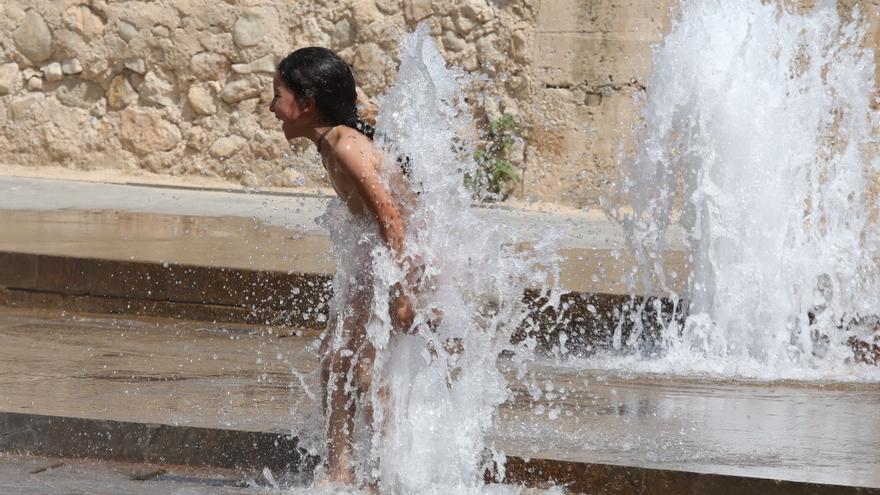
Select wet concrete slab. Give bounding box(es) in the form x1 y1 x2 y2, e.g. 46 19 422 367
0 306 317 433
0 412 315 474
0 176 688 295
497 362 880 489
0 307 877 492
0 250 332 327
0 452 562 495
0 453 268 495
0 209 332 276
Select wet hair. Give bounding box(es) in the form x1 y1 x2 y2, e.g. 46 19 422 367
276 47 375 139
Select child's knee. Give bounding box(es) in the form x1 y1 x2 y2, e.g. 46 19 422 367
329 352 373 390
328 349 355 375
353 358 373 390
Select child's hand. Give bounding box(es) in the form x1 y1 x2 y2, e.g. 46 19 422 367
426 308 444 332
391 293 416 333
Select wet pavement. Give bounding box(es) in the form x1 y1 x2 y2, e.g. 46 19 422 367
0 307 877 489
0 453 267 495
0 176 688 295
0 209 332 276
0 306 316 433
498 362 880 488
0 453 562 494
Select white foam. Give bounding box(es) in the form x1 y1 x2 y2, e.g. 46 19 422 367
604 0 880 379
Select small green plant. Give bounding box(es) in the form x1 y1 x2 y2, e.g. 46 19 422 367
467 114 520 200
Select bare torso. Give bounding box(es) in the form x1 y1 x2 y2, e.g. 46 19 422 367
321 126 415 227
322 127 382 218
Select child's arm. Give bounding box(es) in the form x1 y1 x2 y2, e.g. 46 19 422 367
335 142 406 258
336 140 416 331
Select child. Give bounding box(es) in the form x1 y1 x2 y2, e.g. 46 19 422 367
270 47 415 487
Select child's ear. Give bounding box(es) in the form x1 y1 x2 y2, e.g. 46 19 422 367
300 96 317 115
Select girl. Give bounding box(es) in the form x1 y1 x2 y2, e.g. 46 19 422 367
269 47 415 486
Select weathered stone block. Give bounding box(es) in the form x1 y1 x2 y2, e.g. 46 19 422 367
56 79 104 109
187 84 216 115
26 76 43 91
233 7 278 48
139 72 175 107
186 126 211 151
537 0 671 35
40 62 63 82
124 58 146 75
332 19 355 47
120 108 182 154
442 31 467 52
190 52 229 81
13 10 53 63
403 0 433 24
117 21 138 42
231 55 276 75
376 0 401 15
9 93 45 121
209 135 247 158
352 42 388 90
220 78 262 104
532 33 652 87
107 75 138 110
0 63 20 96
60 58 83 76
64 5 106 40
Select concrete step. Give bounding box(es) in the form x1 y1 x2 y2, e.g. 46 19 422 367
4 178 872 361
0 453 280 494
0 248 676 355
5 412 876 495
0 179 681 352
0 307 877 493
0 249 331 327
0 175 689 297
0 267 681 360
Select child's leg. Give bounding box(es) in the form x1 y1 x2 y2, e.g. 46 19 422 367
320 287 373 484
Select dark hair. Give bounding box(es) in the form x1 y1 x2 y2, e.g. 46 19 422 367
276 47 375 139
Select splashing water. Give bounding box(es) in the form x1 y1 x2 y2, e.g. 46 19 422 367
312 26 561 493
603 0 880 380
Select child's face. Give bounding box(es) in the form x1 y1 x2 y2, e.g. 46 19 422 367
270 73 311 139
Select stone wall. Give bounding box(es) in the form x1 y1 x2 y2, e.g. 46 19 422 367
524 0 676 205
0 1 878 207
0 0 535 193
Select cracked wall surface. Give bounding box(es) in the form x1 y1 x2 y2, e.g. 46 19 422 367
0 0 878 207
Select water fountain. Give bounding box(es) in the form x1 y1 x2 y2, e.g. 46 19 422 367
1 1 878 493
305 4 880 491
601 0 880 380
310 25 562 493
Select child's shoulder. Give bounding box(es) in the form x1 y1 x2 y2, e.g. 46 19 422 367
331 126 380 169
336 125 371 145
333 127 376 154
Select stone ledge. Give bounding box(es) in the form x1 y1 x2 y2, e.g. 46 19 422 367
494 456 879 495
3 250 874 363
1 412 875 495
0 288 276 326
0 251 331 328
0 412 316 475
0 250 673 354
